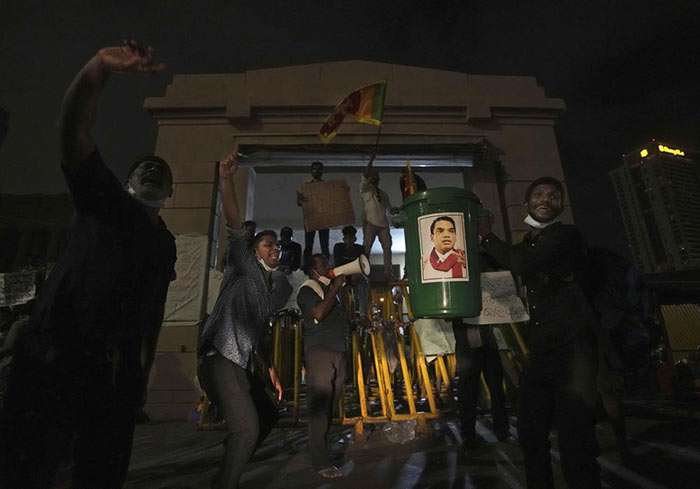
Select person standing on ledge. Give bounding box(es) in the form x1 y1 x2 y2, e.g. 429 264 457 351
360 159 398 281
0 40 176 489
297 161 330 266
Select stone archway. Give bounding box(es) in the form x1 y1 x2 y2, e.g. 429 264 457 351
142 60 567 420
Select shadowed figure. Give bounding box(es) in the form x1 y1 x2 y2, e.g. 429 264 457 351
0 40 175 489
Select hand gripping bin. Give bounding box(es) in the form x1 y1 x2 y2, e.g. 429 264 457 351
393 187 485 318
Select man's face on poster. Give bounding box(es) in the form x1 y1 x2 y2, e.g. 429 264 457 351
431 219 456 254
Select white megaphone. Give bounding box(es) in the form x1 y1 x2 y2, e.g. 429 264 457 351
329 254 371 278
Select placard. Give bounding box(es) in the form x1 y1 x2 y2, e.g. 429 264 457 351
0 272 36 306
413 318 456 360
299 179 355 232
463 271 529 325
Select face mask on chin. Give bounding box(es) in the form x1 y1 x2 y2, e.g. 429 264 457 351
314 271 331 286
126 183 166 209
255 253 278 272
524 213 561 229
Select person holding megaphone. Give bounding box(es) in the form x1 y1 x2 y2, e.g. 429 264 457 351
296 253 368 479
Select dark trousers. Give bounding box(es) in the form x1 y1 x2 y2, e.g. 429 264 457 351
597 347 630 459
0 352 138 489
199 353 278 489
304 228 330 265
305 346 346 470
453 326 509 440
518 337 601 489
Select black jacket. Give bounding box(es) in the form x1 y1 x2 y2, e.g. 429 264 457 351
481 223 594 354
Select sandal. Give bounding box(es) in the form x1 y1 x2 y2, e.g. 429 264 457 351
317 465 344 479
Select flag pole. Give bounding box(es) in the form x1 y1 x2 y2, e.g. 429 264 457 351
368 123 383 166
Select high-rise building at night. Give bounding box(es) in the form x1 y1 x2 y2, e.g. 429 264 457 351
610 142 700 273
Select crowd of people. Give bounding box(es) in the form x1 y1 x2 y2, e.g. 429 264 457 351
0 40 647 489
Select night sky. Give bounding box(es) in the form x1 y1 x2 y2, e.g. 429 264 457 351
2 0 699 257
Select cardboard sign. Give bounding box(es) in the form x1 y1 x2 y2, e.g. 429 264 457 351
299 179 355 232
0 271 36 307
463 271 529 325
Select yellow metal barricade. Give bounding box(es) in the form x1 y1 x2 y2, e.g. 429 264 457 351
198 276 527 439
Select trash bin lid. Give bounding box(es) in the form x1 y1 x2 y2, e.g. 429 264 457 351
400 187 481 210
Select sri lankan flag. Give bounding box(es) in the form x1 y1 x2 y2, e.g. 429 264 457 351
319 81 387 143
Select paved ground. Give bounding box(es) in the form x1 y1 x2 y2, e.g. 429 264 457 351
123 405 700 489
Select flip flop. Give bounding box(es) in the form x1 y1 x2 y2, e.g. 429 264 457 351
317 465 344 479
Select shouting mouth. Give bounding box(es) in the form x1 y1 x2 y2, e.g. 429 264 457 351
142 173 162 185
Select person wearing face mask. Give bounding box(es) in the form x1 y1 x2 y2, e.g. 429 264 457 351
478 176 601 489
296 255 348 479
0 41 176 489
198 146 284 489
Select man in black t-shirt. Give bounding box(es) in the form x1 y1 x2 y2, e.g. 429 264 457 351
332 225 369 317
0 41 176 489
279 226 302 273
296 254 348 479
332 225 365 267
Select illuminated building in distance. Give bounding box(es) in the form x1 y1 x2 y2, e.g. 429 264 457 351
610 142 700 273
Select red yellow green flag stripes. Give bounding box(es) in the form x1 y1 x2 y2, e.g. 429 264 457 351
319 81 387 143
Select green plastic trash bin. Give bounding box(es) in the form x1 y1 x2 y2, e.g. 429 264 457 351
393 187 484 318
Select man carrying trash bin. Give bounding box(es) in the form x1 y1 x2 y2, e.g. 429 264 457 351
478 176 601 489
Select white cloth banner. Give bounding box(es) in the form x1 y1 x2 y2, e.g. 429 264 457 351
164 234 209 322
0 272 36 306
463 271 529 325
206 269 224 315
413 318 456 361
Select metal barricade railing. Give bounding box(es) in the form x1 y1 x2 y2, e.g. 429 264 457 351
201 278 525 437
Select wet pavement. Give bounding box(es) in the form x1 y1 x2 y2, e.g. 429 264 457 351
123 407 700 489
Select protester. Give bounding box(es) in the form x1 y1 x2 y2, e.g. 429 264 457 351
297 254 348 479
332 225 369 318
478 176 601 489
332 225 365 267
198 146 284 489
279 226 302 273
297 161 330 265
360 160 397 281
452 254 510 448
0 40 176 489
243 220 257 244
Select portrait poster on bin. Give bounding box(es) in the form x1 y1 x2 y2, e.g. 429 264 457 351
418 212 469 283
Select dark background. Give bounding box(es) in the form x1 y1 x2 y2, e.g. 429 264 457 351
2 0 699 257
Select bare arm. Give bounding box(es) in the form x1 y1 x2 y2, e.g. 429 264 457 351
363 157 374 178
219 144 243 229
58 40 165 171
309 276 345 322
